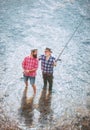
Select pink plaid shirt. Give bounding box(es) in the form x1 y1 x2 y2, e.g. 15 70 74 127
22 56 38 77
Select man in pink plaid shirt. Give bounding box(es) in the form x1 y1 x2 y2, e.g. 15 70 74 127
22 49 38 95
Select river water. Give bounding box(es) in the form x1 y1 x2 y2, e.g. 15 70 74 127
0 0 90 130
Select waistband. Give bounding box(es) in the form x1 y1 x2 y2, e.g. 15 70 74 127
42 72 53 76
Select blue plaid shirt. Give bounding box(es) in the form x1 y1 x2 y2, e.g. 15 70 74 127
39 55 56 74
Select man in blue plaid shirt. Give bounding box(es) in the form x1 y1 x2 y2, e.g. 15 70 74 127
39 48 57 92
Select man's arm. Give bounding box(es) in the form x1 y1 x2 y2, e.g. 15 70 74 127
29 68 37 72
38 55 43 61
29 59 38 72
53 57 57 66
22 58 26 70
22 58 30 73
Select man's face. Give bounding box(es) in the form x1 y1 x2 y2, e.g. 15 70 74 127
45 50 51 57
33 50 37 58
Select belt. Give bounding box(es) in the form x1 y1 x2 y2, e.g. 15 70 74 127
42 72 53 76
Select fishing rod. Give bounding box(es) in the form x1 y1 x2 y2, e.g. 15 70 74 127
56 19 83 62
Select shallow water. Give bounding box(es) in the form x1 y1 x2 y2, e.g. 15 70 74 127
0 0 90 129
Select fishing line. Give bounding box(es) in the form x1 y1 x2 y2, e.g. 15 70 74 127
56 18 83 61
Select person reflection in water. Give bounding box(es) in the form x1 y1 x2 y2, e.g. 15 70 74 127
22 49 38 95
21 87 34 127
38 89 53 124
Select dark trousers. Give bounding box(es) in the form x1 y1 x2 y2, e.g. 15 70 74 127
42 73 53 91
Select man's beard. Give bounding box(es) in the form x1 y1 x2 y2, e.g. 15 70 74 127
33 54 37 58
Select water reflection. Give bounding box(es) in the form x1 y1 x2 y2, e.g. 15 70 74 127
86 87 90 110
20 87 34 127
38 89 53 124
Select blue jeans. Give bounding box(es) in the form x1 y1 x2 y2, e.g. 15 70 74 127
23 75 35 85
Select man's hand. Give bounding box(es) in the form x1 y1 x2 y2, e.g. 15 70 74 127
24 70 30 73
23 68 37 74
53 62 57 66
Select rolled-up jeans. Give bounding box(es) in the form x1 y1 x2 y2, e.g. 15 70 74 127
42 73 53 91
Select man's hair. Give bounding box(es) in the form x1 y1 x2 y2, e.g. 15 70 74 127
45 48 52 53
31 49 37 53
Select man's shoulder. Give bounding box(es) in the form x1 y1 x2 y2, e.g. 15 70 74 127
41 54 45 57
24 56 30 59
40 55 45 59
50 56 56 60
